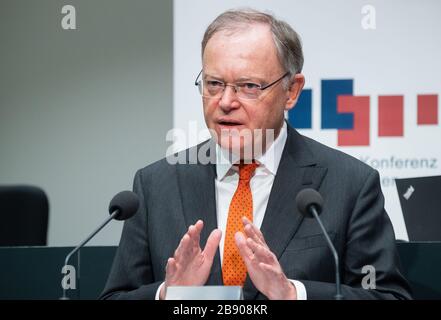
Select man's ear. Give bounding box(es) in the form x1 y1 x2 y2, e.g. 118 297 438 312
285 73 305 110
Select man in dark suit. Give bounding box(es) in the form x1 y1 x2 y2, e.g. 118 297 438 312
101 9 411 300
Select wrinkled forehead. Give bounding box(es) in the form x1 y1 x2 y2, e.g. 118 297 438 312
202 24 283 76
203 23 274 54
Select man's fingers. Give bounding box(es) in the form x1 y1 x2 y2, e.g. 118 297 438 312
194 220 204 233
185 220 203 249
165 257 177 276
246 237 273 264
175 233 191 262
174 235 184 258
188 225 200 248
235 232 254 261
242 217 266 245
203 229 222 260
175 219 204 259
244 224 263 246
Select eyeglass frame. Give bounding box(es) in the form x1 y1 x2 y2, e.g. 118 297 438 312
194 70 291 100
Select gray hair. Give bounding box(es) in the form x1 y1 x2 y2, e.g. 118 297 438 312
201 8 304 81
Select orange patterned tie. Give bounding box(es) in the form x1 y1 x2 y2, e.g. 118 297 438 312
222 162 258 286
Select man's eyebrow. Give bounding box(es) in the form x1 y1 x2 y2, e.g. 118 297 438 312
204 73 266 83
236 76 266 83
203 73 223 81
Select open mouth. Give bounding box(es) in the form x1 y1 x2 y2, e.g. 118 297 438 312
218 119 243 127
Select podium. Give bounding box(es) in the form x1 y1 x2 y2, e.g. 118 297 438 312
0 246 116 299
396 242 441 299
0 242 440 299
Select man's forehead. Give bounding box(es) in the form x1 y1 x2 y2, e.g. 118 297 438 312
207 23 273 47
202 24 281 75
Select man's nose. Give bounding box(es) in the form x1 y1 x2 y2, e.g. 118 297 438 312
219 85 241 112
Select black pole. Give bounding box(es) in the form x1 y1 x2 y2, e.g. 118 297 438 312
310 205 343 300
60 210 118 299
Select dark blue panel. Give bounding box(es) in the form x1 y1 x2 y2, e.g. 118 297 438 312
321 79 354 129
288 89 312 129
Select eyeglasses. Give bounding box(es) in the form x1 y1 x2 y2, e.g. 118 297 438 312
194 70 290 100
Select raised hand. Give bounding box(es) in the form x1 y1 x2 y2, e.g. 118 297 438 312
235 217 297 300
160 220 222 299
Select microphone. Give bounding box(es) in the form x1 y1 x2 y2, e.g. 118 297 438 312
60 190 139 299
295 188 343 300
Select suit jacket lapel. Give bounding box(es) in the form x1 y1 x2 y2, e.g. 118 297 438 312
243 126 328 300
176 141 223 285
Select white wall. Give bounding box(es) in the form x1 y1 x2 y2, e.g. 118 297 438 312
0 0 173 245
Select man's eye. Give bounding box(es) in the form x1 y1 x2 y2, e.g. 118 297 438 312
241 83 260 90
206 80 223 87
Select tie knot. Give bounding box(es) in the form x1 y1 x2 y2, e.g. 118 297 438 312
238 162 258 181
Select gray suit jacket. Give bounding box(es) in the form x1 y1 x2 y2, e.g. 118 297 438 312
100 125 412 300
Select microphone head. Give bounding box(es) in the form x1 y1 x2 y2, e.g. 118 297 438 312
296 188 323 218
108 191 140 221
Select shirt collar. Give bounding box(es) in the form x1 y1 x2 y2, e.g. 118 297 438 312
215 121 288 180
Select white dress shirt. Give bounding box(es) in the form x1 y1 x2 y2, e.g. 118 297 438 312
156 122 306 300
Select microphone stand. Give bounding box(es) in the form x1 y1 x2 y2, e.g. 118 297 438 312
60 210 119 300
310 205 343 300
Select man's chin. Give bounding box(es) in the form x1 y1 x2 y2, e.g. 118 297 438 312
210 126 271 159
217 137 256 159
